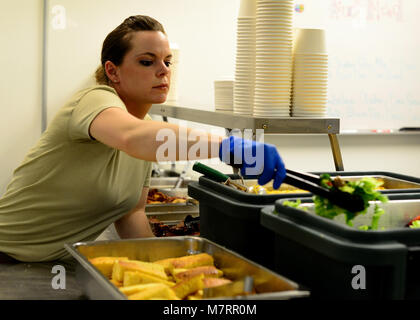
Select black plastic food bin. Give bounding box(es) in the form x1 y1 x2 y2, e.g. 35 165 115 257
260 193 420 300
188 175 313 269
188 171 420 269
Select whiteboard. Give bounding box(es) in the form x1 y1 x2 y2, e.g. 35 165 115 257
45 0 420 131
295 0 420 130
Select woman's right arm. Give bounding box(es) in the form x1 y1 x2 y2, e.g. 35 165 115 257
89 107 224 162
90 107 287 189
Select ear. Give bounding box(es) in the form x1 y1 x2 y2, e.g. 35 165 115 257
104 61 120 83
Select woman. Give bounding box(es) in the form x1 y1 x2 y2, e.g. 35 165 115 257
0 15 285 262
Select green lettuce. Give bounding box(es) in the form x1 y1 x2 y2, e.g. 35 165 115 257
312 174 388 229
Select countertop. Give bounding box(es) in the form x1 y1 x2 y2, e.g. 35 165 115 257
0 259 86 300
0 225 120 300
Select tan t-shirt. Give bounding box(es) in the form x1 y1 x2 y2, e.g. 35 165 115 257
0 85 152 262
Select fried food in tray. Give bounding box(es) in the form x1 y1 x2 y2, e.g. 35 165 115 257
147 188 187 204
88 252 244 300
149 215 200 237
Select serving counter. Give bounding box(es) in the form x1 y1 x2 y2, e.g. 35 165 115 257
0 258 85 299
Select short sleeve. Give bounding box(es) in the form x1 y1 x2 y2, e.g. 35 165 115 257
143 162 152 188
142 114 153 188
68 87 126 141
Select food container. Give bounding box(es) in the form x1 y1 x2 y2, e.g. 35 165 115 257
64 237 310 300
188 175 314 269
188 171 420 269
311 171 420 194
147 177 199 222
146 200 199 222
149 215 200 237
150 177 194 189
260 193 420 300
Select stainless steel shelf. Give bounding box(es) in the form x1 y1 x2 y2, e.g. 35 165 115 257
150 104 340 134
149 104 344 171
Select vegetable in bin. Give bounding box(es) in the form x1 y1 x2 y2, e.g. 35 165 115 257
283 174 389 229
314 174 388 226
407 215 420 228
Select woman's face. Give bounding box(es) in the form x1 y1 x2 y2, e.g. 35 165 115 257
111 31 172 106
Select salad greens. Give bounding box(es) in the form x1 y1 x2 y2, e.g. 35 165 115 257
282 199 308 211
314 174 388 228
409 220 420 229
282 174 389 231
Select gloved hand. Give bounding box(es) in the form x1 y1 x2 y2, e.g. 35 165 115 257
219 136 286 189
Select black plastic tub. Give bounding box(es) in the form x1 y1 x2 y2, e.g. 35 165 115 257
260 193 420 300
188 171 420 271
311 171 420 194
188 175 314 269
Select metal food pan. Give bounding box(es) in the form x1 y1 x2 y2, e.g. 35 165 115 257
150 177 194 189
271 193 420 242
64 237 309 300
286 198 420 231
146 198 199 222
240 174 420 194
146 185 199 221
146 210 199 222
312 171 420 194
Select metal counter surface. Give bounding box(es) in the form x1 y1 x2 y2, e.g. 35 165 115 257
0 258 86 300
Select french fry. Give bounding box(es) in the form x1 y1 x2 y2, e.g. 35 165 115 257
127 283 179 300
109 279 123 288
119 283 161 296
123 271 175 287
88 256 129 278
171 274 205 299
203 277 232 288
112 260 167 282
154 253 214 270
174 266 223 282
187 289 204 300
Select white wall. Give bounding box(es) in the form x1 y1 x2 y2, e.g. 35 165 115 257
45 0 240 121
0 0 43 194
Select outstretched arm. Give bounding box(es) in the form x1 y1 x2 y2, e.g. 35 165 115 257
89 107 223 162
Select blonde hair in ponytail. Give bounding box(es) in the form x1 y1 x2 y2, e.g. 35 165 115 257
95 65 109 85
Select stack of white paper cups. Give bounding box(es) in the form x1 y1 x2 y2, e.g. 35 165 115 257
214 80 234 112
234 0 257 115
291 28 328 117
166 44 180 104
254 0 294 117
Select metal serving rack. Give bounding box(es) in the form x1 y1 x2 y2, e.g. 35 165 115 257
149 104 344 171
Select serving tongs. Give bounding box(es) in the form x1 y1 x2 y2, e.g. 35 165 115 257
192 162 248 192
284 169 365 213
193 162 365 213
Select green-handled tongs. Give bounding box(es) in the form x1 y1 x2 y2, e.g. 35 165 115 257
192 162 248 192
193 162 365 213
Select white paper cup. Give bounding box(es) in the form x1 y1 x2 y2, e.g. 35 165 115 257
239 0 257 17
294 28 327 54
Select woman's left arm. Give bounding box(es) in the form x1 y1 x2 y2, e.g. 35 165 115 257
114 187 155 238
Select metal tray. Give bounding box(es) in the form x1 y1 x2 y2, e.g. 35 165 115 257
64 237 309 300
239 175 420 194
150 177 194 189
272 194 420 240
146 200 199 222
147 181 199 221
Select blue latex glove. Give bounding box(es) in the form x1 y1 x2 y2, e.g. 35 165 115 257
219 136 286 189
